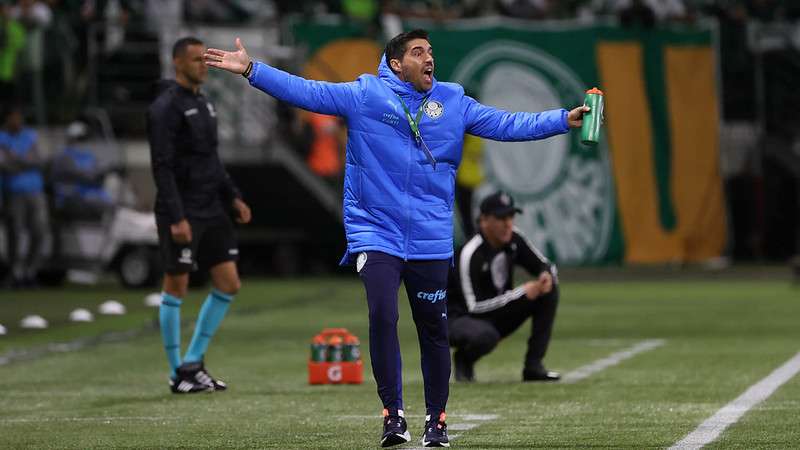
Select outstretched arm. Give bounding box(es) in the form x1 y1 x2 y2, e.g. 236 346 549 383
205 39 362 118
463 95 589 141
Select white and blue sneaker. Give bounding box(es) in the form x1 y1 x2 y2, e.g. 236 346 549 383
422 412 450 447
381 408 411 447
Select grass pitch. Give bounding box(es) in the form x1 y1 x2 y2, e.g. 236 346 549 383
1 274 799 449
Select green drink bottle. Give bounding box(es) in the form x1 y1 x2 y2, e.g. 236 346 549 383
327 335 343 362
310 334 327 362
580 87 604 146
343 334 361 362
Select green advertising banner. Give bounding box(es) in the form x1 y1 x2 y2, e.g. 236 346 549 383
291 20 726 265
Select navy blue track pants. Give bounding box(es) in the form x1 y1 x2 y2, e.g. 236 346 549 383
357 251 450 416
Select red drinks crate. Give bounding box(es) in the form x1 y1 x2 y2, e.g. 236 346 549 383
308 328 363 385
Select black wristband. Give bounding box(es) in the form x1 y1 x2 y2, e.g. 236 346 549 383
242 61 253 79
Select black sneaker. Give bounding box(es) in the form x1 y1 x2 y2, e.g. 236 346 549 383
422 412 449 447
453 350 475 383
168 376 213 394
171 362 215 394
522 366 561 382
197 363 227 391
381 409 411 447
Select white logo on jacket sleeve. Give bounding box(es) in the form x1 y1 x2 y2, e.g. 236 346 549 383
356 252 368 273
424 100 443 119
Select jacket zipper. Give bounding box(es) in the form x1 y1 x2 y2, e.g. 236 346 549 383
403 120 412 261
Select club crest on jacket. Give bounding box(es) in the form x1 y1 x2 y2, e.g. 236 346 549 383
424 100 443 119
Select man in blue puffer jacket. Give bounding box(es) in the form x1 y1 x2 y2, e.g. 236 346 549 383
206 29 589 448
1 105 50 288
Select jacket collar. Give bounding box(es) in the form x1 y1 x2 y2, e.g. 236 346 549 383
165 79 203 98
378 54 436 101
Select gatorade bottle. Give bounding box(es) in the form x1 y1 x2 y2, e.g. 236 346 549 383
581 87 604 146
327 335 343 362
343 334 361 362
310 334 327 362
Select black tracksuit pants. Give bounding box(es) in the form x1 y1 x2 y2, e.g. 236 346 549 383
449 285 559 370
358 251 450 417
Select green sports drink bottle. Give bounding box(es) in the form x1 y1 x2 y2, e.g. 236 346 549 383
343 334 361 362
327 335 343 362
580 87 604 146
310 334 327 362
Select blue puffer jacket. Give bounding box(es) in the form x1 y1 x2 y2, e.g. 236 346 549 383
0 129 45 195
248 56 569 263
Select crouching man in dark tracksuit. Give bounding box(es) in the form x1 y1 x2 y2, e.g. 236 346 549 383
448 191 560 383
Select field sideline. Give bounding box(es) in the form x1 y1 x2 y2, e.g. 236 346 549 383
1 275 799 449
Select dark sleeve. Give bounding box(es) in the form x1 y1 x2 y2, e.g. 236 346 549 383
218 169 242 206
147 98 185 224
458 236 527 314
513 229 552 277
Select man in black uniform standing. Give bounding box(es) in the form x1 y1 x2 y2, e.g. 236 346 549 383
148 37 252 394
448 191 560 383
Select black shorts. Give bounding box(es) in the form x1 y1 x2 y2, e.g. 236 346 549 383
156 214 239 274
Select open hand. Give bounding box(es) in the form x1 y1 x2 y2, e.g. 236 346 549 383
204 38 251 74
567 105 591 128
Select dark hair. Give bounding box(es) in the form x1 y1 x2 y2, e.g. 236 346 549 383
172 36 204 58
384 29 429 66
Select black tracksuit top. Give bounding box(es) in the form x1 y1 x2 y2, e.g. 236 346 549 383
147 80 240 224
448 230 555 318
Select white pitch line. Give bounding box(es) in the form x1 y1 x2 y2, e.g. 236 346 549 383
669 351 800 450
0 416 179 424
562 339 665 384
448 423 478 431
401 413 498 449
0 329 143 366
461 414 498 421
